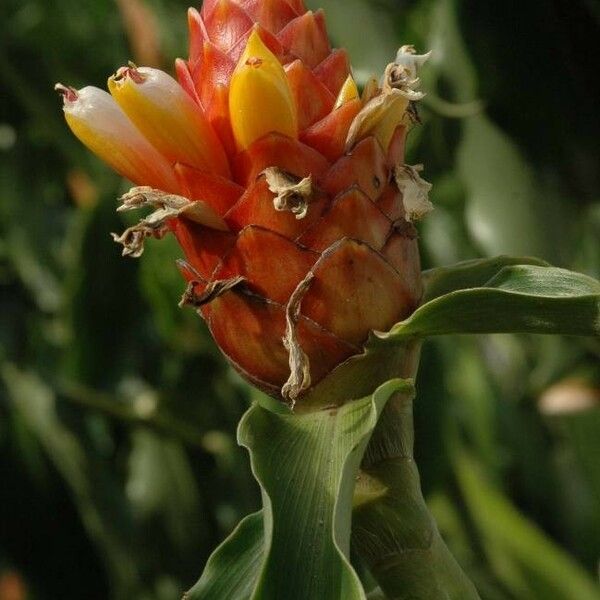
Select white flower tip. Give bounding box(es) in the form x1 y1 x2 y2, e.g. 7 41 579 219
59 85 123 122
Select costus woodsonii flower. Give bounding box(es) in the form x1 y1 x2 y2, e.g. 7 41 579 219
56 0 432 403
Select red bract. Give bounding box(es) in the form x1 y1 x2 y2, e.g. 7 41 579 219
57 0 432 402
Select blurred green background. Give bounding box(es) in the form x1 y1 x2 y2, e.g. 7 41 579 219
1 0 599 598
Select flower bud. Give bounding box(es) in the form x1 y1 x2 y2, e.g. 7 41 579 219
56 84 179 193
229 31 297 150
108 65 230 177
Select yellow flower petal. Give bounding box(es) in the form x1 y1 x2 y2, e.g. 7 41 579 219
108 66 230 177
334 75 359 110
56 84 180 193
229 31 297 151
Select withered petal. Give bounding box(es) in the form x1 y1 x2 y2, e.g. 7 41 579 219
224 175 328 239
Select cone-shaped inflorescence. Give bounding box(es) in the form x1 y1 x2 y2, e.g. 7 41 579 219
57 0 432 404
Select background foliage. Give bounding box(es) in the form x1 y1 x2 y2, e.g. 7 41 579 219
1 0 599 598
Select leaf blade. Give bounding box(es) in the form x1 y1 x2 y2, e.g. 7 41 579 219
381 265 600 342
422 256 549 303
242 379 411 600
187 380 413 600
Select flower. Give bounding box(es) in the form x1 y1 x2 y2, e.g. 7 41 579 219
57 0 431 403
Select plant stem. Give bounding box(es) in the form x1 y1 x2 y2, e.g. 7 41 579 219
352 366 480 599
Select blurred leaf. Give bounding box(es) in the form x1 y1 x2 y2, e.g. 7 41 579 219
2 364 143 596
558 409 600 513
428 0 479 102
547 406 600 568
306 0 398 83
456 0 600 206
430 0 568 264
138 235 188 345
458 114 557 260
62 197 142 386
115 0 163 67
573 204 600 279
445 340 501 471
454 448 600 600
127 429 205 551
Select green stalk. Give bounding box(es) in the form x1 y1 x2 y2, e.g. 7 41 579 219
353 378 480 599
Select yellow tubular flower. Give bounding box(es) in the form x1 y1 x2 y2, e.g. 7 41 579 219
334 75 359 110
229 31 298 151
56 84 180 193
108 66 231 178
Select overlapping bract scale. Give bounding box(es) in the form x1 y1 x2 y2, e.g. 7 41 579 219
174 142 420 396
166 0 423 395
58 0 427 399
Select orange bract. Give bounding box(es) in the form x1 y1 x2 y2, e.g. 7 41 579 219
57 0 431 402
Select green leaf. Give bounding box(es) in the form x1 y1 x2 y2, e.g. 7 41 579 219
422 255 549 302
187 379 413 600
380 265 600 341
